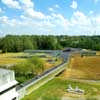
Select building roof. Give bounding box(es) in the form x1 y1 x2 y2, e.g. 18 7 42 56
0 80 18 93
0 68 18 93
0 68 13 76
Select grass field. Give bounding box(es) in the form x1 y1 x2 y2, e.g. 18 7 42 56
0 52 62 83
22 77 100 100
61 53 100 80
0 52 62 67
25 62 66 95
21 52 100 100
0 53 26 65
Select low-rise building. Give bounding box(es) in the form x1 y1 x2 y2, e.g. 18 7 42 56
0 68 18 100
80 50 96 57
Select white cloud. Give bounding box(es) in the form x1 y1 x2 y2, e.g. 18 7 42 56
19 0 46 19
0 16 26 27
0 0 69 35
70 0 77 10
54 4 60 8
93 0 100 3
68 11 100 35
19 0 34 8
1 0 21 9
1 0 100 36
20 15 27 19
51 13 69 26
89 11 94 14
49 8 54 12
71 11 91 26
1 10 100 36
25 8 46 19
0 16 9 24
48 5 60 12
0 12 70 35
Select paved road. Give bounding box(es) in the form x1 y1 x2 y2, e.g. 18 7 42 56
16 51 71 91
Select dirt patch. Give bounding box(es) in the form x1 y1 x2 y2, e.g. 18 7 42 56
61 53 100 80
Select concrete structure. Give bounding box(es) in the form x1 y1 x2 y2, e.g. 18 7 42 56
67 84 84 94
80 50 96 57
63 47 81 52
0 68 18 100
74 86 84 94
16 51 70 99
67 84 74 92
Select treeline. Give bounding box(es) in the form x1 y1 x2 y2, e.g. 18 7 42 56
0 35 100 52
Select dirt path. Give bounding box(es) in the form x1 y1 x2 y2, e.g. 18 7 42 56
62 95 100 100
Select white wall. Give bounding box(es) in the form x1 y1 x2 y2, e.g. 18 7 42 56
0 88 18 100
0 71 14 86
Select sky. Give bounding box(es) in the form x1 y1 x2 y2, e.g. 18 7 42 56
0 0 100 36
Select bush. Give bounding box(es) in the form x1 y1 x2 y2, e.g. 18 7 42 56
12 56 45 83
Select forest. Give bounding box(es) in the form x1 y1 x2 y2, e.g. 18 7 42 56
0 35 100 52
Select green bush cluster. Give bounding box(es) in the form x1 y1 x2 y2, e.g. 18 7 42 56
12 56 45 83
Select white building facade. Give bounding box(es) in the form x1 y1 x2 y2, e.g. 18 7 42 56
0 68 18 100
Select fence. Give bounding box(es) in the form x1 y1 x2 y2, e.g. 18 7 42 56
17 62 68 100
17 51 71 100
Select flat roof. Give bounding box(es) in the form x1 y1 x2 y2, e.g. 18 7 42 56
0 68 18 93
0 80 18 93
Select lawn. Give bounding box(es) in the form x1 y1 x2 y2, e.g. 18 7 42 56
62 53 100 80
22 78 100 100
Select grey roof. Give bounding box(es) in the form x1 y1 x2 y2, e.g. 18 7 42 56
24 50 62 53
0 68 13 76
